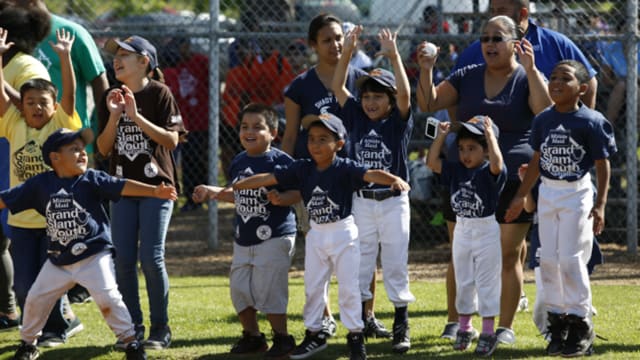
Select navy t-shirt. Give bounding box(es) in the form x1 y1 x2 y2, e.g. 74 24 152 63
230 148 297 246
274 157 368 224
530 105 617 181
0 169 125 265
447 64 533 179
441 161 507 218
284 66 366 159
341 97 413 186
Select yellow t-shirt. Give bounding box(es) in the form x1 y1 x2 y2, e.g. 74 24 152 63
0 105 81 228
4 52 50 88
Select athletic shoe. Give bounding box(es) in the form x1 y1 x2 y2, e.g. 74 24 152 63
37 332 65 348
562 314 595 357
125 340 147 360
115 324 146 351
66 317 84 338
14 341 39 360
0 315 20 332
391 321 410 353
144 324 172 350
67 286 93 304
346 332 367 360
321 316 337 337
546 312 567 356
289 330 328 359
230 331 267 354
474 333 498 357
363 317 391 339
453 328 478 351
265 332 295 359
495 327 516 345
440 322 459 340
518 293 529 312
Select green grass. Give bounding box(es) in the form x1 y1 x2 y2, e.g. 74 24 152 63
1 278 639 359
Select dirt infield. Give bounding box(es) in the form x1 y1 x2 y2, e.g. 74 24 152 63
166 204 640 285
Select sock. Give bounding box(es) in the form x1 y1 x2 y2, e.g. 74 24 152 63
459 315 472 332
482 317 495 335
394 306 408 325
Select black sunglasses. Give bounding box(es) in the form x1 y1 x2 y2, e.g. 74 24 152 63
480 35 512 43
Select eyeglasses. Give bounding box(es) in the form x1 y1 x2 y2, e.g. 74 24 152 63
480 35 512 44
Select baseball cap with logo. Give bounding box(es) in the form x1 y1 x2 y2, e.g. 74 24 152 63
461 115 499 139
42 128 94 166
356 68 397 92
309 113 347 140
105 35 158 70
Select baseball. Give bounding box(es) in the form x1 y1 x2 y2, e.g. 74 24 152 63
421 42 438 57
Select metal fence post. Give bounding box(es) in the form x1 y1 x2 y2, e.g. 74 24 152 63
625 0 638 254
208 0 220 249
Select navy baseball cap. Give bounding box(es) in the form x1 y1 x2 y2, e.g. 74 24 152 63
105 35 158 70
311 113 347 139
356 68 397 92
461 115 499 138
42 128 94 166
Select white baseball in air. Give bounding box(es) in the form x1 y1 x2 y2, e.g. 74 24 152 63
421 42 438 57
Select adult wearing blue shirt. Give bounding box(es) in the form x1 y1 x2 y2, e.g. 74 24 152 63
454 0 598 108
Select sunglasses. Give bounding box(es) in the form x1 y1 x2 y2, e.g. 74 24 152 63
480 35 513 44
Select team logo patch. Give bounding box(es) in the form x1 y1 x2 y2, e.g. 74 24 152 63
116 117 151 161
13 140 46 182
144 162 159 178
71 242 88 256
256 225 272 241
307 186 340 224
355 129 392 171
46 189 91 246
540 125 585 179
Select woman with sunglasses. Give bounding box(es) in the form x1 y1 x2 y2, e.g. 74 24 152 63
416 15 552 349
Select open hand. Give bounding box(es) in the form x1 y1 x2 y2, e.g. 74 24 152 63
515 38 535 72
375 28 399 58
0 28 14 55
49 28 75 56
343 25 363 54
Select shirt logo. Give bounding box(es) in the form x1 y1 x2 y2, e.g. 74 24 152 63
307 186 340 224
233 167 271 223
13 140 47 182
355 129 392 172
451 180 485 218
539 125 585 179
45 189 90 247
116 116 151 161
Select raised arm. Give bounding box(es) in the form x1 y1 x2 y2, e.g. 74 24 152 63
591 158 610 235
0 28 14 116
331 25 361 107
50 29 76 116
122 180 178 200
504 151 541 222
426 122 450 174
121 85 179 150
281 97 301 156
415 42 458 112
516 39 552 115
233 173 278 190
378 28 410 119
484 117 503 175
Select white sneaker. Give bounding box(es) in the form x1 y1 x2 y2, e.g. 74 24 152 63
495 327 516 345
517 294 529 312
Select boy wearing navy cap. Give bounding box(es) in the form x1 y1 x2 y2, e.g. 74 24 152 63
427 116 506 357
331 26 415 353
234 113 410 360
1 128 178 360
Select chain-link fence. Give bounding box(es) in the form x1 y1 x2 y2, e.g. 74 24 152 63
41 0 638 251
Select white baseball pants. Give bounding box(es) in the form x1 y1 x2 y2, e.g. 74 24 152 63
538 174 593 318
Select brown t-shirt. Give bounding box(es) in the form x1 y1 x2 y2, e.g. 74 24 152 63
98 80 185 192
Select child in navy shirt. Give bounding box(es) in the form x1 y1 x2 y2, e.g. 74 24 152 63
427 116 506 357
331 25 414 352
192 104 299 358
234 113 410 360
506 60 617 357
0 128 178 360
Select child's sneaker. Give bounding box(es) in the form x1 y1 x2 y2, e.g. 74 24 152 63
289 330 328 359
13 341 39 360
0 315 20 332
562 314 595 357
495 327 516 344
453 328 479 351
230 331 268 354
518 293 529 312
264 332 295 359
391 321 410 353
115 324 145 351
440 322 459 340
37 332 65 348
144 324 172 350
474 333 498 357
125 340 147 360
546 312 567 356
363 317 391 339
320 316 337 337
346 332 367 360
